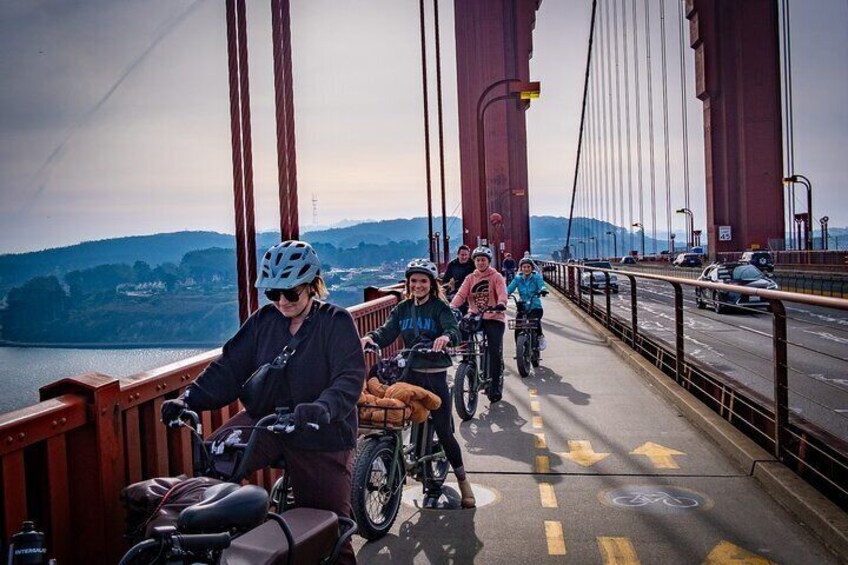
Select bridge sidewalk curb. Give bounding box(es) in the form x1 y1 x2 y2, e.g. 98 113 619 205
552 291 848 560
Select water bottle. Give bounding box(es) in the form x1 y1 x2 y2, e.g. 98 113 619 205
6 521 47 565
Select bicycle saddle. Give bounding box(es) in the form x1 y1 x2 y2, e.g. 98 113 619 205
178 484 269 534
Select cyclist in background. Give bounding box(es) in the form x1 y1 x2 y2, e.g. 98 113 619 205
501 252 517 284
361 259 476 509
450 246 508 402
161 240 364 565
507 258 549 351
442 245 475 299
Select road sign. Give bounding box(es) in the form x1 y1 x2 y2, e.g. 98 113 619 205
718 225 732 241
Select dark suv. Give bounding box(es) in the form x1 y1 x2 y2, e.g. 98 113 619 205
739 251 774 273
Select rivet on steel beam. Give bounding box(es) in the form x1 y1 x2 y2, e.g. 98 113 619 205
17 433 25 441
60 418 67 425
5 436 12 444
52 420 58 428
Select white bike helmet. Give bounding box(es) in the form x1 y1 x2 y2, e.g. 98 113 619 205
405 259 438 280
472 246 493 261
256 240 321 289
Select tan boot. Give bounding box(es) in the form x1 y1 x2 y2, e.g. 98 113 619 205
458 478 476 508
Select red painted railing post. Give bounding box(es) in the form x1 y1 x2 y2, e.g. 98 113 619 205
40 374 125 563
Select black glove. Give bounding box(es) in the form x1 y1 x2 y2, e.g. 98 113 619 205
294 402 330 428
161 399 188 424
540 290 549 296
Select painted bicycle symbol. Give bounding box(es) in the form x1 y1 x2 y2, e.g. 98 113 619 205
611 491 699 508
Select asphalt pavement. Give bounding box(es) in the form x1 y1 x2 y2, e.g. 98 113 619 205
351 293 844 564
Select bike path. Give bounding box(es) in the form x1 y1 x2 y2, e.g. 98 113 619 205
353 294 840 564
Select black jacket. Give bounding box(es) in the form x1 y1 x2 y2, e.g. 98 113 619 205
183 301 366 451
443 258 475 290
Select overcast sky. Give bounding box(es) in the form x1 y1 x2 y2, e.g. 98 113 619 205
1 0 845 254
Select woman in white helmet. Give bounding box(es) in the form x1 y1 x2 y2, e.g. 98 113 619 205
450 246 508 402
361 259 476 509
161 240 365 565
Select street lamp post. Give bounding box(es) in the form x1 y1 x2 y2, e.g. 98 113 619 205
784 175 813 251
476 79 540 246
606 230 617 258
632 222 645 257
675 208 694 251
820 216 830 251
670 233 676 255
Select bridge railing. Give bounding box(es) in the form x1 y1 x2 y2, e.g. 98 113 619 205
0 291 400 564
540 260 848 511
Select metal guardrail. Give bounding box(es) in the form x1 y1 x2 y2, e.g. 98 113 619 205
0 292 400 564
540 261 848 510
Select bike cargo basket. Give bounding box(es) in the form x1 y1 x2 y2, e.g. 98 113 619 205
508 319 537 330
357 402 412 431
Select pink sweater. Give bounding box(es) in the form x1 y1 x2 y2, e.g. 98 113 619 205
450 266 508 322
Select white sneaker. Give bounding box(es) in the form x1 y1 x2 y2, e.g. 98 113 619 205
538 335 547 351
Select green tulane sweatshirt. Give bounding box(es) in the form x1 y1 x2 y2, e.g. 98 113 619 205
367 296 460 370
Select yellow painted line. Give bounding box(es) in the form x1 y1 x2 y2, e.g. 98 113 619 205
530 400 541 412
533 415 544 429
545 521 567 555
560 440 610 467
536 455 550 473
539 482 558 508
630 442 686 469
534 432 547 448
529 388 538 397
702 540 777 564
598 536 640 564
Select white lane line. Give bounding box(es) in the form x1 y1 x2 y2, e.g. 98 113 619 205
737 325 772 338
802 329 848 345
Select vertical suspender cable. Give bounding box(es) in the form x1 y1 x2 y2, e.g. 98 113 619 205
781 0 796 249
565 0 598 256
677 0 691 249
643 0 658 254
281 0 299 239
419 0 435 261
433 0 449 265
658 0 673 255
226 0 249 323
271 0 291 239
236 0 259 314
632 0 645 254
612 0 625 252
621 0 634 254
602 0 614 245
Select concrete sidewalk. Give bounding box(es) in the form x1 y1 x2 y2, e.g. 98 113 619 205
353 293 843 564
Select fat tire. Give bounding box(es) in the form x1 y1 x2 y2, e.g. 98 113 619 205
712 291 725 314
351 436 402 540
516 334 531 378
453 362 478 421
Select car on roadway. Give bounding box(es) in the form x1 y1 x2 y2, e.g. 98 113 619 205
579 260 619 293
739 250 774 273
673 253 703 268
695 262 778 313
619 256 637 265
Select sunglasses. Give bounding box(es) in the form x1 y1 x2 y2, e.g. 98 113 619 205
264 287 306 303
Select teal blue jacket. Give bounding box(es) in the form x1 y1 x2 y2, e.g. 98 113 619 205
506 272 547 310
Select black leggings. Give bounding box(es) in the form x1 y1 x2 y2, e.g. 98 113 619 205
482 319 505 386
407 370 464 471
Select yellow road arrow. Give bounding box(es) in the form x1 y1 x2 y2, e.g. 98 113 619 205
559 440 610 467
702 541 778 564
630 442 686 469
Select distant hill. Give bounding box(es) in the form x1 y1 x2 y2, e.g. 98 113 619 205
0 215 678 296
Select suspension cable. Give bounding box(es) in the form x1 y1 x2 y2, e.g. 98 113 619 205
643 0 658 254
632 0 645 254
781 0 797 249
600 0 612 250
612 0 625 252
621 0 634 255
676 0 691 249
418 0 434 261
433 0 449 264
659 0 673 254
565 0 599 257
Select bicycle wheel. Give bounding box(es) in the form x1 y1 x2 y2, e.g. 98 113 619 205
351 436 403 540
453 362 479 421
516 334 531 378
422 423 449 493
